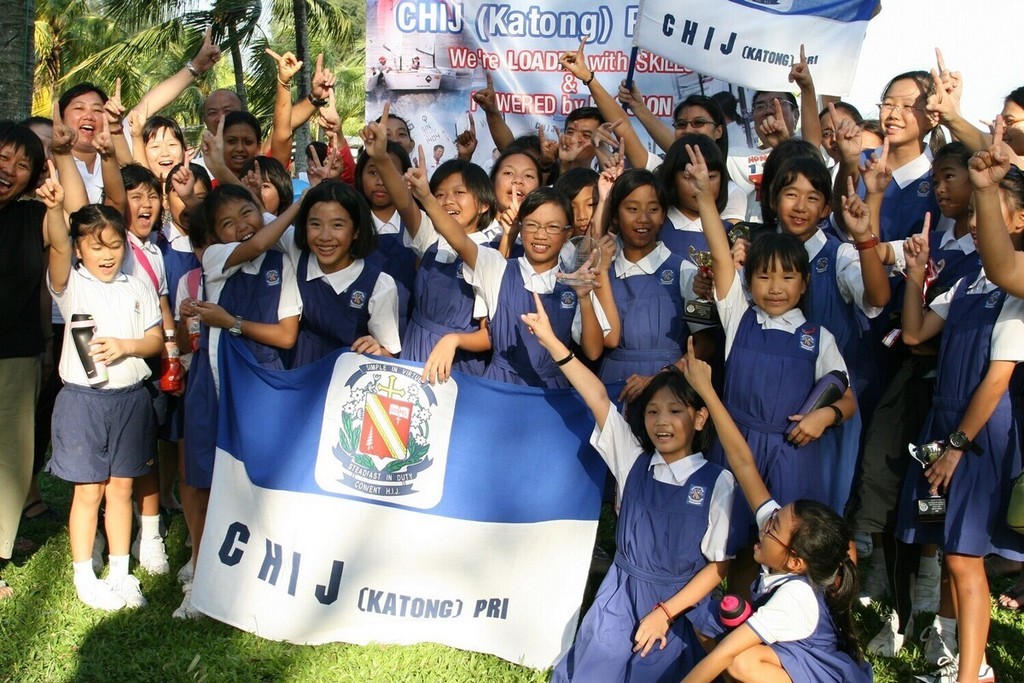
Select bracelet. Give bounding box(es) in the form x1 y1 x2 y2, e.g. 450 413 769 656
655 602 674 624
163 329 176 342
308 93 329 108
828 404 843 427
186 60 201 79
582 70 596 86
854 234 880 251
277 76 291 88
554 350 575 366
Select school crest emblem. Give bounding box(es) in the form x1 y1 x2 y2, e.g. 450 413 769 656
986 291 1001 309
560 290 577 309
316 358 456 507
917 181 931 198
456 263 465 280
799 327 816 352
687 485 706 506
815 257 829 274
660 269 676 285
349 290 367 309
265 269 281 286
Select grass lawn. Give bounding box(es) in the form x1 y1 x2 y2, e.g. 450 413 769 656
3 477 1024 682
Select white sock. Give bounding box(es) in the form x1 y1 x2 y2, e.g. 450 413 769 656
73 559 97 585
108 554 130 579
935 614 957 634
140 514 161 539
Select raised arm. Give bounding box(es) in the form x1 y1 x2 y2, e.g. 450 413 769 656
49 103 88 214
404 145 480 270
900 213 946 346
790 45 821 147
927 48 989 153
361 102 421 235
201 115 243 187
520 291 612 429
841 175 890 308
472 71 515 152
131 28 221 119
265 49 302 168
688 144 734 298
559 37 650 170
94 117 126 214
37 163 71 291
830 105 865 234
103 78 134 168
970 118 1024 296
617 79 675 154
289 53 334 131
223 192 305 270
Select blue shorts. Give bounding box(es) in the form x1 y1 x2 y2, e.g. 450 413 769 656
48 383 156 483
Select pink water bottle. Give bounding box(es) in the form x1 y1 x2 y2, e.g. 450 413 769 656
719 594 752 629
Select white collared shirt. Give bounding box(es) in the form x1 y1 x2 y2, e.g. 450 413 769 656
928 269 1024 362
613 242 705 330
890 150 934 190
717 277 847 381
935 215 976 255
162 221 194 254
50 267 161 387
592 407 737 561
72 156 105 204
122 232 168 297
802 228 881 318
463 246 611 342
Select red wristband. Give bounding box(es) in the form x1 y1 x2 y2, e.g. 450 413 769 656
855 235 880 251
656 602 674 623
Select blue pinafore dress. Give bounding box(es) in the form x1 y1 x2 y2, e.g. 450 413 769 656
600 253 688 383
289 253 384 367
158 229 201 442
183 251 287 488
483 266 576 389
896 279 1024 559
804 236 861 513
552 456 724 682
401 243 488 375
711 311 827 537
756 576 873 683
367 224 416 340
658 218 709 259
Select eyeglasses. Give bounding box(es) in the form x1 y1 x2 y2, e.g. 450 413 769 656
673 118 715 130
752 101 795 114
878 102 927 116
1003 116 1024 130
520 221 570 235
760 508 795 555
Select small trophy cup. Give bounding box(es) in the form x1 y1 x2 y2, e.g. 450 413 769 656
908 441 947 522
684 246 719 325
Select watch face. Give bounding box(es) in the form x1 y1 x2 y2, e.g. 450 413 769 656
949 432 967 448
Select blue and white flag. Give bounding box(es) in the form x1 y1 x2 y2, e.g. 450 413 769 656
633 0 877 95
191 335 607 668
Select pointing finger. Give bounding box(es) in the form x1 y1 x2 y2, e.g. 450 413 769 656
316 52 324 74
485 70 494 90
921 212 931 240
935 47 946 73
114 77 121 102
993 115 1004 149
417 144 426 170
799 44 806 64
265 48 282 62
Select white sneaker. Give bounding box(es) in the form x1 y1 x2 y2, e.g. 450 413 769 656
108 574 147 609
132 534 170 575
76 579 126 611
866 610 905 657
920 620 958 666
914 656 995 683
914 555 942 614
858 553 888 606
172 584 203 620
176 562 194 586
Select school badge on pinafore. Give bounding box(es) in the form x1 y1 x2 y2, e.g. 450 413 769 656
315 357 457 508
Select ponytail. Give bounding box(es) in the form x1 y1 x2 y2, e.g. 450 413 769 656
789 500 864 662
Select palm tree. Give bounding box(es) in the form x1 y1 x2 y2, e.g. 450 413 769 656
0 0 35 120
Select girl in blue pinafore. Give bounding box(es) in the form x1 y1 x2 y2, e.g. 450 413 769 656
894 164 1024 683
403 171 614 388
280 181 401 366
600 168 700 384
521 300 738 683
679 348 871 683
178 184 302 618
356 133 419 340
688 142 857 599
767 155 890 513
656 135 732 258
403 160 502 381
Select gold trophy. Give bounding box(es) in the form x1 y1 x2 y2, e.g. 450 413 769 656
727 223 751 246
684 246 719 325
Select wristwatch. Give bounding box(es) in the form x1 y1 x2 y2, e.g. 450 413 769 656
947 431 981 455
228 316 243 337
